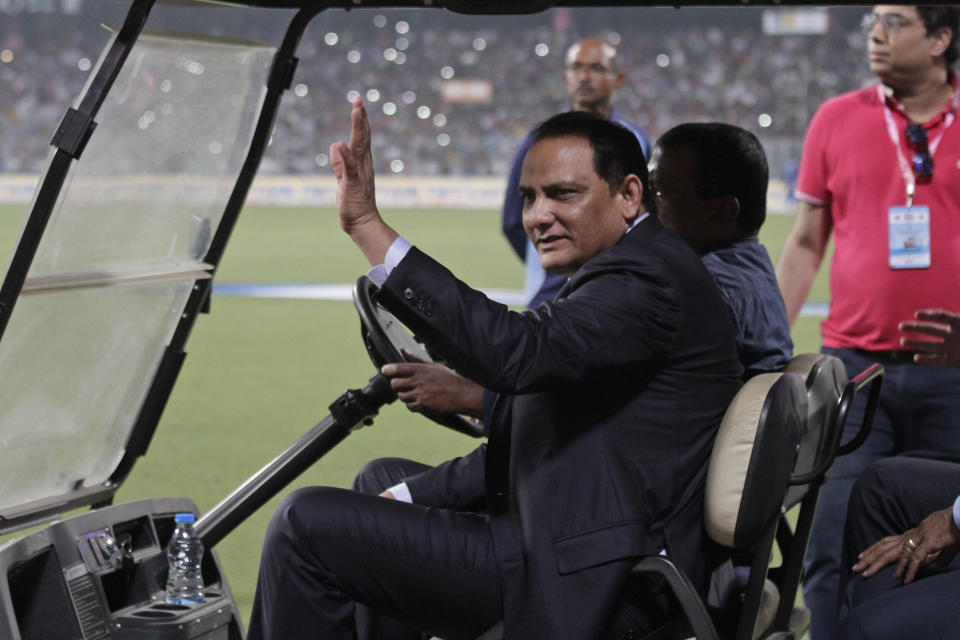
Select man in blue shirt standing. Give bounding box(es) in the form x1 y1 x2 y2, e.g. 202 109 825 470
502 37 651 308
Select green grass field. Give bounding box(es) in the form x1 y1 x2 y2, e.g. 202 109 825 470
0 202 831 628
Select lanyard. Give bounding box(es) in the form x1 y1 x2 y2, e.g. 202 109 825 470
879 83 959 207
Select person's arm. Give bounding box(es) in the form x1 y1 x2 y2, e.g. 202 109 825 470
899 309 960 367
379 246 679 396
775 200 833 325
401 446 488 510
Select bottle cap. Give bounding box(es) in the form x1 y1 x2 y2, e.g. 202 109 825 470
174 512 196 524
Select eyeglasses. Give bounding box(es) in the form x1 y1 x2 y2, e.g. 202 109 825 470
906 123 934 180
565 62 614 76
861 12 914 38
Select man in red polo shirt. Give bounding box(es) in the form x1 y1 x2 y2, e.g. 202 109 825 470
777 6 960 639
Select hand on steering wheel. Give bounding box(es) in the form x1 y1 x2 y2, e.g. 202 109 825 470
352 277 484 438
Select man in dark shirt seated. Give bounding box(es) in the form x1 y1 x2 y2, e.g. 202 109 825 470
648 122 793 379
247 102 742 640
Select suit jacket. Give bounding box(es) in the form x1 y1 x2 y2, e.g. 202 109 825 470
377 215 743 638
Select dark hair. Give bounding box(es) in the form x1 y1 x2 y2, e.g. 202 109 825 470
656 122 768 235
917 7 960 66
531 111 652 212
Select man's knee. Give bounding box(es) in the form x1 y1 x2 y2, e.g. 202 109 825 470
353 457 428 495
264 486 350 552
353 458 399 494
849 457 916 519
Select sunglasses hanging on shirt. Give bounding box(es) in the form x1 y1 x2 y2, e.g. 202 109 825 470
906 123 934 182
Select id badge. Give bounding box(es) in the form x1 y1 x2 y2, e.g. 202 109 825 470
889 205 931 269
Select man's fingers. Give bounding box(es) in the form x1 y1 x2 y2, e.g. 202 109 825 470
857 548 897 576
902 548 934 584
396 391 423 412
329 141 347 180
349 98 370 155
912 352 949 366
900 335 947 350
329 140 357 180
381 362 422 378
893 535 936 584
899 321 951 340
914 308 960 325
893 546 911 580
400 348 428 364
855 537 903 576
389 375 423 394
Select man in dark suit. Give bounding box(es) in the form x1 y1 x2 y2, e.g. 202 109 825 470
246 100 742 640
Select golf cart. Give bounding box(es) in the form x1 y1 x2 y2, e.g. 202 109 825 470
0 1 885 638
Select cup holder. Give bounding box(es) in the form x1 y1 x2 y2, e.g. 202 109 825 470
133 610 176 618
152 603 191 611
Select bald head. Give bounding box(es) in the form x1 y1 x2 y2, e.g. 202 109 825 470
565 38 618 68
564 38 625 118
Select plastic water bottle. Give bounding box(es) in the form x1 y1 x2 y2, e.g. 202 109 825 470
165 512 205 604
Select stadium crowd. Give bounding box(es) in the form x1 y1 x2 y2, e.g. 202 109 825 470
2 4 872 180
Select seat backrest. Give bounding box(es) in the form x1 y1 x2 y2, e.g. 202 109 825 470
782 353 849 507
704 372 806 550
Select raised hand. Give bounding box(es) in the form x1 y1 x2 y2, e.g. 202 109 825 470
329 97 397 265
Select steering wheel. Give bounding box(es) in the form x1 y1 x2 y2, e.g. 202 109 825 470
352 277 485 438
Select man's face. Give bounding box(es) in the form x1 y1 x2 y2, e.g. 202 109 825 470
564 40 624 114
648 145 716 252
866 6 940 80
520 136 635 276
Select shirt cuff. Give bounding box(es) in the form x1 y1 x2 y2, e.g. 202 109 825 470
387 481 413 503
365 236 412 287
953 494 960 530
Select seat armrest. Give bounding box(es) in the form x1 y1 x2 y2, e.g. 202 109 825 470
836 364 884 457
631 556 720 640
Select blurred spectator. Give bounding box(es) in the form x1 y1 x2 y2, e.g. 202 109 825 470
501 37 651 308
2 4 873 181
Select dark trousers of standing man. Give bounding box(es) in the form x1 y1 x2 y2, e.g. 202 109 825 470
802 347 960 640
835 456 960 639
